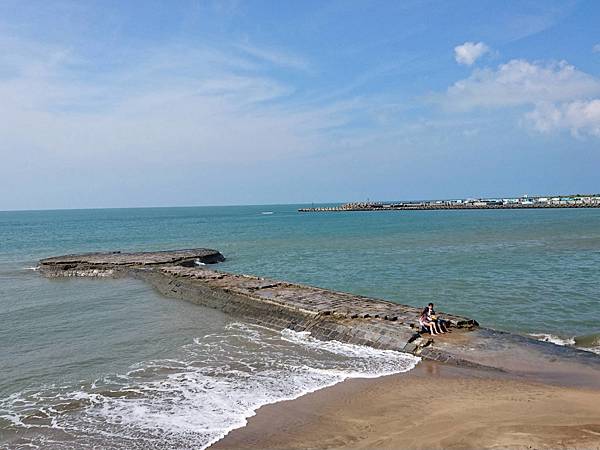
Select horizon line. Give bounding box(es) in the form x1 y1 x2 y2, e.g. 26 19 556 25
2 191 598 213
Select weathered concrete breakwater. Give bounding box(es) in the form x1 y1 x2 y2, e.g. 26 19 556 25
38 248 225 277
38 249 600 386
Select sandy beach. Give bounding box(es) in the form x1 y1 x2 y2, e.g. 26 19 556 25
214 361 600 450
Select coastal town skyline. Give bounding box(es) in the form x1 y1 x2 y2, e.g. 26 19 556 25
300 193 600 212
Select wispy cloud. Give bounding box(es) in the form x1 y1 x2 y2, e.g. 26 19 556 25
0 32 385 173
593 43 600 53
500 2 579 43
0 38 303 164
235 43 312 72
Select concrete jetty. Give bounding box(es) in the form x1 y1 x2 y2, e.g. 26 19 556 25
38 249 225 277
38 249 600 386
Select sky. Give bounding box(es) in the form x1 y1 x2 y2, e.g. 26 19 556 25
1 0 599 210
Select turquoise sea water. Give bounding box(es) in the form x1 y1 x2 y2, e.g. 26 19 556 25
1 205 599 448
4 205 598 335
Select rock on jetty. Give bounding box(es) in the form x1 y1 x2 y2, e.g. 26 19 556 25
38 249 600 384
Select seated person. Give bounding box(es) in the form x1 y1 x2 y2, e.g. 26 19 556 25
419 307 442 335
425 302 449 333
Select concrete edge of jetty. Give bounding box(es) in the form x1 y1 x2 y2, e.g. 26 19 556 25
38 249 600 387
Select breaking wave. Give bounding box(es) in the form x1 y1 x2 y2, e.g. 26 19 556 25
530 332 600 355
0 323 419 450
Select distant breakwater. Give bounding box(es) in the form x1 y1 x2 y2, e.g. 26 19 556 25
299 203 600 212
38 249 600 385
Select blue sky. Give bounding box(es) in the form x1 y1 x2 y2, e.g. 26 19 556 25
1 0 599 210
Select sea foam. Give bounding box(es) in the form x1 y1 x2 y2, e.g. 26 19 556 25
530 333 600 355
0 323 419 450
529 333 576 347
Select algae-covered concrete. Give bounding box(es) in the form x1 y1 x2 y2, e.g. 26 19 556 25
38 249 600 386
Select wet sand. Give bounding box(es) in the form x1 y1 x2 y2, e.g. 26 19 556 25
213 361 600 449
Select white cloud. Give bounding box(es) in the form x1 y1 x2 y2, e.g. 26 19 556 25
525 100 600 138
594 43 600 53
439 59 600 138
444 60 600 109
454 41 489 66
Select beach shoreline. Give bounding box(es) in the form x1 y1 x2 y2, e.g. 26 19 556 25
212 360 600 449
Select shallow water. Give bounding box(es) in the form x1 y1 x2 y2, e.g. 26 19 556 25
1 205 599 448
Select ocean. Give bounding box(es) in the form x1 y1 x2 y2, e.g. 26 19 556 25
1 205 599 449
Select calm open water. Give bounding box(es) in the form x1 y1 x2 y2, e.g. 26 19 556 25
1 205 599 448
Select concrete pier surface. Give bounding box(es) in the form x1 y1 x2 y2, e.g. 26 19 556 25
39 248 225 272
38 249 600 387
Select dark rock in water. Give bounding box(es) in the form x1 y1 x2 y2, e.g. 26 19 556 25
37 249 600 386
